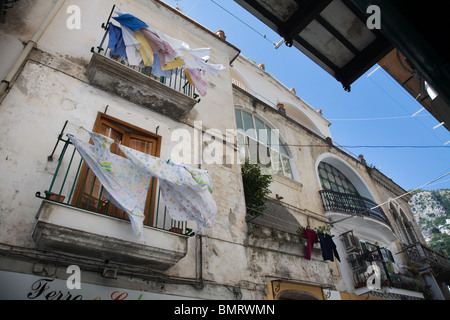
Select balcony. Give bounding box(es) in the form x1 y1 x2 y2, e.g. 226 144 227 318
320 190 391 226
348 243 426 300
401 242 450 274
320 190 396 244
86 7 200 121
32 134 191 270
87 52 199 121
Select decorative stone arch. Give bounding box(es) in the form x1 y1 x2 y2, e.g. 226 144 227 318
315 152 375 201
277 290 321 300
389 201 419 245
234 104 294 154
315 153 397 244
234 105 299 181
277 100 323 136
269 281 325 300
231 67 255 94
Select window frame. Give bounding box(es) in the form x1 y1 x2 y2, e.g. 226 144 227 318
235 108 294 179
318 161 359 195
71 112 162 226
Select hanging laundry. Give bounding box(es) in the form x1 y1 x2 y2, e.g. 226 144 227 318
141 28 175 66
107 23 127 58
151 54 172 78
106 8 225 95
69 130 217 238
145 24 211 62
188 168 213 194
119 145 217 234
161 57 185 71
185 68 209 96
68 132 152 241
120 24 143 66
183 56 225 78
113 13 149 31
134 31 154 66
318 232 341 262
301 228 319 260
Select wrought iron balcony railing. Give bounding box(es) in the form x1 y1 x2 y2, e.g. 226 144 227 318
348 243 426 298
90 4 199 101
36 131 192 236
319 190 391 227
401 242 450 271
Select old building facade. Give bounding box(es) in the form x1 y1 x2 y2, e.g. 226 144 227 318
0 0 448 300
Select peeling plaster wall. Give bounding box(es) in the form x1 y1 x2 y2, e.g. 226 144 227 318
0 0 425 301
0 0 250 300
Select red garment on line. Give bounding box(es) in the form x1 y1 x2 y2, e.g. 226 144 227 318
302 229 319 260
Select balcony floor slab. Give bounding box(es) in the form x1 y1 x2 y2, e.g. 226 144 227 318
32 201 188 270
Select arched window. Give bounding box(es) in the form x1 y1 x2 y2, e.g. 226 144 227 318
235 108 294 179
318 161 358 195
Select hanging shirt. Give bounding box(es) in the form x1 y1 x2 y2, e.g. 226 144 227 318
145 24 211 62
151 54 172 78
318 232 341 262
161 57 185 71
183 56 226 78
108 23 127 58
185 68 209 97
301 228 319 260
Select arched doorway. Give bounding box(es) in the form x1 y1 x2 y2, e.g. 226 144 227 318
269 280 325 300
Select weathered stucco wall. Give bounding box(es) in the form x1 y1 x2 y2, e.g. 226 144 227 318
0 0 251 299
0 0 429 300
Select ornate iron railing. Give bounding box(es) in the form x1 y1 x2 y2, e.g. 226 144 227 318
90 4 198 101
401 242 450 271
319 190 391 227
349 243 426 297
36 129 192 236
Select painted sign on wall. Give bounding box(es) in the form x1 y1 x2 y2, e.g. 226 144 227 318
0 270 193 300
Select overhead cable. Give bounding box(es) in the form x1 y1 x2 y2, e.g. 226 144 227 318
329 171 450 226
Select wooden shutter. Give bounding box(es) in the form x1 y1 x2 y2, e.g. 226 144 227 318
72 113 161 226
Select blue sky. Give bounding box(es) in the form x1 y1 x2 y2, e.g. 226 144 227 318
163 0 450 191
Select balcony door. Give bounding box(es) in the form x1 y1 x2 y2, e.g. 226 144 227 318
72 113 161 226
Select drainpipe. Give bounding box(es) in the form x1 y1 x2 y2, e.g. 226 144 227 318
0 0 66 99
195 234 204 289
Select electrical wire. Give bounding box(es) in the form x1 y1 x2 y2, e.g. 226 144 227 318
329 171 450 226
175 0 450 149
240 140 450 149
368 74 449 145
328 114 430 121
208 0 276 45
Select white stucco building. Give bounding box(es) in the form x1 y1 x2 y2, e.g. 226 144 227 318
0 0 448 300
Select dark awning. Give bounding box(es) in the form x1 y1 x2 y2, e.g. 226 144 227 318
235 0 450 131
234 0 393 91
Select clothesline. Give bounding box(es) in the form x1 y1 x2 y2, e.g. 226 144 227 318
329 171 450 226
299 225 341 263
